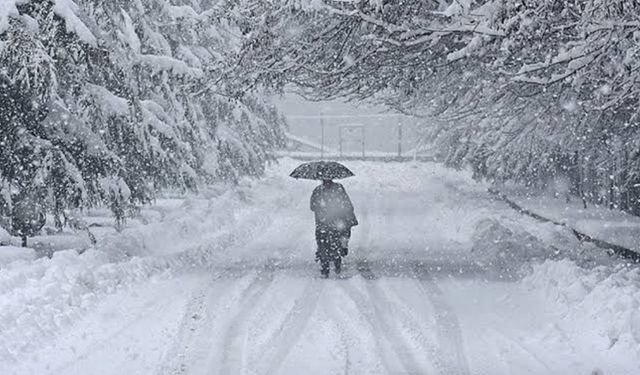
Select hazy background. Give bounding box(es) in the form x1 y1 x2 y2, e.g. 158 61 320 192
273 94 424 155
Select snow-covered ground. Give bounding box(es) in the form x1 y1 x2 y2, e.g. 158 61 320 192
500 185 640 255
1 159 639 375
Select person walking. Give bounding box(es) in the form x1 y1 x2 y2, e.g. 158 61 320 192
289 161 358 278
310 179 357 277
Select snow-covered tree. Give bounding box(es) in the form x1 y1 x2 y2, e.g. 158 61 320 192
234 0 640 213
0 0 285 233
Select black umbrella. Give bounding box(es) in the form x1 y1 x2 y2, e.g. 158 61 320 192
290 161 354 180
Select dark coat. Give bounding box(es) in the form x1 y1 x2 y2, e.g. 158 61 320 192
310 181 358 231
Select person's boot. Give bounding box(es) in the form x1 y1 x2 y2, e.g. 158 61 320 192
320 261 330 278
340 236 349 256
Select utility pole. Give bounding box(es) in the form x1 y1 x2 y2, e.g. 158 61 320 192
397 117 403 158
362 129 365 158
320 111 325 159
339 127 343 158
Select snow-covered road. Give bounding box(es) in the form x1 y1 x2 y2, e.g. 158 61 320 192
2 159 639 375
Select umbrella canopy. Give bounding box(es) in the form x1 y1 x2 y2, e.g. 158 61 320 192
290 161 354 180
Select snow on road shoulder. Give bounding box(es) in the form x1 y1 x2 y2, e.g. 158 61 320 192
522 259 640 374
6 275 204 375
499 183 640 255
470 218 552 276
0 246 36 266
0 249 173 366
0 181 287 367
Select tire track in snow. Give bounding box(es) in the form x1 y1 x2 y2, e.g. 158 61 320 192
325 285 387 375
216 262 276 375
412 263 471 375
337 325 352 375
342 262 427 375
158 285 210 375
157 269 245 375
333 310 353 375
487 327 554 374
254 277 325 375
338 282 401 374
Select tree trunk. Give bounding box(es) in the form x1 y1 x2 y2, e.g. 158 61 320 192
609 180 616 209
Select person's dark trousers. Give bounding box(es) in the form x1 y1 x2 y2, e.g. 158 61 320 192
340 228 352 256
315 227 342 277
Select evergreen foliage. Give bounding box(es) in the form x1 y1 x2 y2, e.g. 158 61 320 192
0 0 285 233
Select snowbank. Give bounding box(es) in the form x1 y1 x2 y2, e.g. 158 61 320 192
499 184 640 255
29 233 94 256
0 229 95 257
0 181 282 365
0 246 36 267
523 259 640 372
0 249 174 363
470 218 552 276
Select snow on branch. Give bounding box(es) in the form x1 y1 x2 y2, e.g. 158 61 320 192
168 5 200 20
137 54 204 77
53 0 97 46
0 0 20 34
327 3 504 46
85 84 130 116
140 100 179 140
119 10 141 52
446 34 484 62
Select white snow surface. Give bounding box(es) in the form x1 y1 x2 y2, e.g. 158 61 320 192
499 183 640 254
1 159 639 375
0 246 36 266
0 0 20 34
